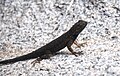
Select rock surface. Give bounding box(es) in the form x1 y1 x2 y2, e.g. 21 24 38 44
0 0 120 76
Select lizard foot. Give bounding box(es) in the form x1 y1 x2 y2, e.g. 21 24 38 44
76 51 84 55
72 51 84 57
31 57 42 67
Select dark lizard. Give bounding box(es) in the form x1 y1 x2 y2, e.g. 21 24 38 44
0 20 87 65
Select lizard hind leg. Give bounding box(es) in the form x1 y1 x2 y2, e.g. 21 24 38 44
31 57 42 67
31 51 54 66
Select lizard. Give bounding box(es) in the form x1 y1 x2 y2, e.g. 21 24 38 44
0 20 87 66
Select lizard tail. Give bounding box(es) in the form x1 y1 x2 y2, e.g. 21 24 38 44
0 51 38 65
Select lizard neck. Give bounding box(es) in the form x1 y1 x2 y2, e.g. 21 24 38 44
67 28 80 40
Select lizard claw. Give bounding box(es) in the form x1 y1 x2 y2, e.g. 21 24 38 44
74 41 87 48
76 51 84 55
73 51 84 57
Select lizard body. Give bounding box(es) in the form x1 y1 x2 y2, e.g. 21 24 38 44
0 20 87 65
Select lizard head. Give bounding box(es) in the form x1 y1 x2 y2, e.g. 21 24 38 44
68 20 87 40
70 20 87 35
74 20 87 32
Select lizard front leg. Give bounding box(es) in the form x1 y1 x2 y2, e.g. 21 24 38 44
67 39 84 56
67 39 78 57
